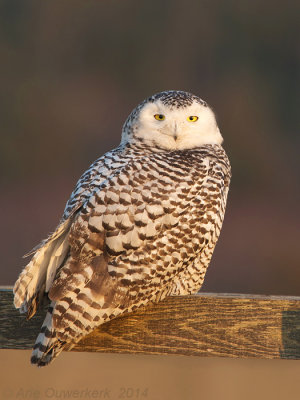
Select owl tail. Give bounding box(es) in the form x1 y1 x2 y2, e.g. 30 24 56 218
31 301 66 367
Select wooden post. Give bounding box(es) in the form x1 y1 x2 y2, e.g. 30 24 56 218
1 288 300 359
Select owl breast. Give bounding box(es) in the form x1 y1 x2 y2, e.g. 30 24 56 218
67 144 230 307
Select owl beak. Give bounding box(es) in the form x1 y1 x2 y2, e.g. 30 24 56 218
173 122 178 141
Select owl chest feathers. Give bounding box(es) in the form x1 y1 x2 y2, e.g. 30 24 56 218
68 144 231 275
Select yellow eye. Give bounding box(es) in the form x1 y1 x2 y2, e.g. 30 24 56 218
187 116 198 122
154 114 165 121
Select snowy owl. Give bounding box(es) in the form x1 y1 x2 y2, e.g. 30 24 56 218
14 90 231 366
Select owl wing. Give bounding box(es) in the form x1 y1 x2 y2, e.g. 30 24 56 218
13 146 128 317
32 153 212 365
62 146 127 221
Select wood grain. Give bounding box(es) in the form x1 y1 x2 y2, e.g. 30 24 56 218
1 288 300 359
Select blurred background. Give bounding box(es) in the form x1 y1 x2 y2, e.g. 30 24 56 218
1 0 299 295
0 1 300 398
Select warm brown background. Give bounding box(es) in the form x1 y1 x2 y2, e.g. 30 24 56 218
1 351 300 400
0 1 299 398
1 0 299 294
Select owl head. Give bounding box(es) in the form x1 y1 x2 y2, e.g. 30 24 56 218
121 90 223 150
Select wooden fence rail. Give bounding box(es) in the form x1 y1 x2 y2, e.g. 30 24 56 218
1 288 300 359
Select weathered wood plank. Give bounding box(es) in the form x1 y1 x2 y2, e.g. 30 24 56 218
1 288 300 359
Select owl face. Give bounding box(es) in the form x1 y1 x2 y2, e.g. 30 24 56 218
122 91 223 150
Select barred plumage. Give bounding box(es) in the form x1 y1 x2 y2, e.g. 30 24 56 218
13 90 231 366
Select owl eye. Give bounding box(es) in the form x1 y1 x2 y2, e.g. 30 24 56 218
187 116 198 122
154 114 165 121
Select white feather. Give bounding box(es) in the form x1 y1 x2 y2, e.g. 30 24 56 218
14 218 72 311
45 234 69 292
